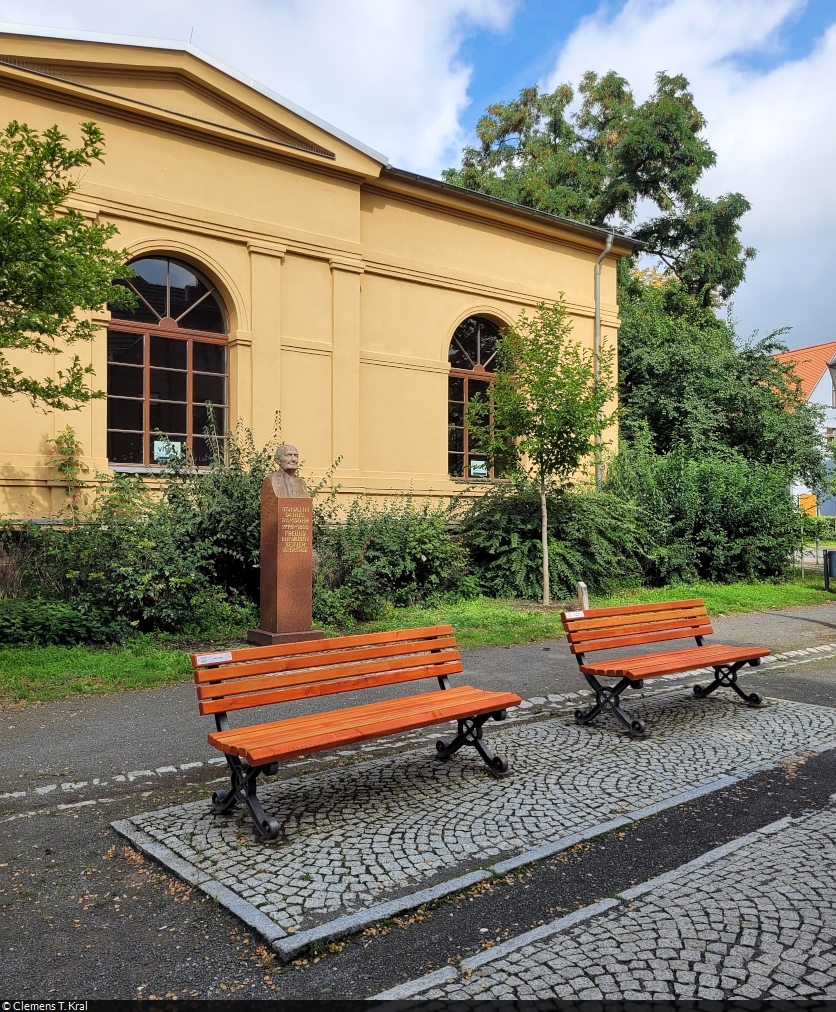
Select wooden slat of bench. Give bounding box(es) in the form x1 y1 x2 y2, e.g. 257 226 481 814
580 644 771 679
193 637 459 685
197 659 464 714
563 605 708 634
566 615 712 645
565 600 704 621
196 648 462 699
192 624 454 668
568 624 714 654
209 686 521 764
211 684 499 750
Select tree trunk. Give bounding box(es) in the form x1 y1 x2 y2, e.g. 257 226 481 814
540 481 550 607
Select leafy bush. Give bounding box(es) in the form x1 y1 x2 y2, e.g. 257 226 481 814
313 495 477 627
459 481 647 600
0 598 131 645
161 420 283 601
0 473 213 634
801 512 835 542
607 443 798 583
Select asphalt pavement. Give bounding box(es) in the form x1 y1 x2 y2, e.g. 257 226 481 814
2 600 836 1000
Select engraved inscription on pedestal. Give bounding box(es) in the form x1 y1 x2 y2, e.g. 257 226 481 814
247 444 324 646
280 504 310 554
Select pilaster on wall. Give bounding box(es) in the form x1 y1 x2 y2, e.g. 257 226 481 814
330 258 363 478
248 241 285 442
227 330 252 431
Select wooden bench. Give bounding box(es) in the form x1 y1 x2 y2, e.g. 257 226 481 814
192 624 521 839
561 599 769 736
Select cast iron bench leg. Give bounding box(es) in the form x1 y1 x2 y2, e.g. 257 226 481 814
575 673 647 736
436 710 509 773
693 659 762 707
212 753 281 841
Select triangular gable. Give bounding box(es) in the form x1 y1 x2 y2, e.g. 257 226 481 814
0 24 388 178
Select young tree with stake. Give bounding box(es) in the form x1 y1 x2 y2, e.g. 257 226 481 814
470 300 615 606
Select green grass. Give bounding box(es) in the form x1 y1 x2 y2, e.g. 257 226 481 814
0 636 191 705
590 576 832 617
355 575 833 650
1 575 832 704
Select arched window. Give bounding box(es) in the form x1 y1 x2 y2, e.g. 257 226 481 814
448 316 501 479
106 257 228 467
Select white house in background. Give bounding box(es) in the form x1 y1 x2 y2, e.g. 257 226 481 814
774 340 836 516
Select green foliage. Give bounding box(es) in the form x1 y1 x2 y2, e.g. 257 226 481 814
0 598 130 645
445 69 755 329
800 512 835 542
469 299 615 605
444 71 714 227
471 299 615 484
312 495 477 628
607 442 799 583
459 482 646 600
0 120 135 408
632 192 756 308
617 268 826 487
0 473 213 634
46 424 89 509
161 418 284 601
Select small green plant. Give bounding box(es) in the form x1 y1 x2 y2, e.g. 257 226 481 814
46 424 89 510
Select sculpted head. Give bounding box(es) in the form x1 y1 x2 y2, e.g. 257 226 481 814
275 444 299 476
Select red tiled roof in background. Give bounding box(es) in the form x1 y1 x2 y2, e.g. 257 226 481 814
774 341 836 401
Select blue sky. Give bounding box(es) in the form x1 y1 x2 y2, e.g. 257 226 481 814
459 0 836 138
2 0 835 348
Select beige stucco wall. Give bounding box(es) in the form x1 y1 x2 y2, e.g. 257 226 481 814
0 31 627 516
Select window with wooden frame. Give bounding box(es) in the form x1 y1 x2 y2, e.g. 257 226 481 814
106 257 228 467
448 316 501 479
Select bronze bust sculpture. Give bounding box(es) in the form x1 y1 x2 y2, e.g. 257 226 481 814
268 443 309 499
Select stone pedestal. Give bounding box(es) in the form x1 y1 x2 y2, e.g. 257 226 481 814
247 478 323 646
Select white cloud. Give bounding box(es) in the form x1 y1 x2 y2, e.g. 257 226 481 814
546 0 836 347
0 0 514 176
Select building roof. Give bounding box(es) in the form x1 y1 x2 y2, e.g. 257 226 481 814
774 341 836 400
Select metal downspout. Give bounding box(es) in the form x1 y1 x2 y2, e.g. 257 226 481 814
594 232 614 491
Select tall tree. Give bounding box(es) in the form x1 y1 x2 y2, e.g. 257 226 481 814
447 69 824 487
469 300 615 606
0 120 134 409
443 70 754 309
617 266 825 487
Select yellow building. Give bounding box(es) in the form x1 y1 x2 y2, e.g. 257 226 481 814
0 25 637 515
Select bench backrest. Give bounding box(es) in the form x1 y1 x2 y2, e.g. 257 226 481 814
561 599 713 656
191 624 461 716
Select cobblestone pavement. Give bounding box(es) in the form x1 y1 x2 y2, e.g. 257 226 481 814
396 803 836 1001
118 694 836 943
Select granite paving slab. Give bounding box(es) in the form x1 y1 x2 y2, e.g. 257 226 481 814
114 694 836 949
391 802 836 1000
